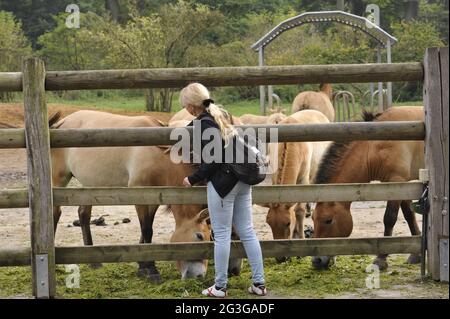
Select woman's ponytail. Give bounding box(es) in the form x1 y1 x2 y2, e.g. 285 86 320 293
180 83 236 145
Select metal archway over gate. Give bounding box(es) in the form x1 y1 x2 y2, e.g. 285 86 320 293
251 11 398 115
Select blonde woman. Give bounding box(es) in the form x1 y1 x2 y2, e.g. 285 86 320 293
180 83 266 298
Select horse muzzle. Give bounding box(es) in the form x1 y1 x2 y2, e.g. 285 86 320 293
180 261 206 280
311 255 335 270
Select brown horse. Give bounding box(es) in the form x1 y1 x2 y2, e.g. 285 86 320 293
266 110 330 259
292 84 335 122
311 106 424 270
50 110 212 282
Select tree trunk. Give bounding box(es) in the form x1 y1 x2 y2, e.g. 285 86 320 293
105 0 120 22
160 88 172 112
144 88 155 111
405 0 419 21
349 0 365 16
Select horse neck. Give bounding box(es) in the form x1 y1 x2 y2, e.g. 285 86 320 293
330 142 370 184
161 152 205 224
274 142 304 185
320 84 332 99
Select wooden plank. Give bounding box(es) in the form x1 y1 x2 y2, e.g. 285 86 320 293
23 58 56 298
0 63 424 92
439 47 449 240
0 183 424 208
0 236 422 267
53 236 421 264
0 189 28 208
0 248 31 266
424 47 449 281
53 183 423 206
0 129 24 148
1 121 425 149
0 72 21 92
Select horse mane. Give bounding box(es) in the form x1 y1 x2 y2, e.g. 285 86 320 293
315 109 387 184
314 142 351 184
276 142 288 184
49 111 62 128
361 110 383 122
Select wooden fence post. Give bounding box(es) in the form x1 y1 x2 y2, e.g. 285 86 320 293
23 58 56 297
424 47 449 282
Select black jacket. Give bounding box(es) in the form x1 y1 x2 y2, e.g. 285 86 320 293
187 112 238 198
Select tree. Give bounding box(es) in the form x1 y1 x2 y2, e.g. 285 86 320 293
37 13 109 70
93 0 223 111
0 11 32 101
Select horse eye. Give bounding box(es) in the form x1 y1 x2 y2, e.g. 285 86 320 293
286 222 291 227
325 219 333 225
195 232 204 241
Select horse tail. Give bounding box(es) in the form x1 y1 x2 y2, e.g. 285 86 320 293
362 110 383 122
48 111 62 128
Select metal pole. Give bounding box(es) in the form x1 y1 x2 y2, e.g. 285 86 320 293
386 40 393 108
377 46 384 112
258 48 266 115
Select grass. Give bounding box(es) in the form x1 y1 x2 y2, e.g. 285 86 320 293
0 255 447 299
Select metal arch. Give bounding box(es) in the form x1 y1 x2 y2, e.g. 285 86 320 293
251 11 397 51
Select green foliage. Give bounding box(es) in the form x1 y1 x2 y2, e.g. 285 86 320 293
0 11 32 70
0 11 32 101
37 13 109 70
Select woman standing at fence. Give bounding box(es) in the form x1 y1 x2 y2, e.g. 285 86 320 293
180 83 267 298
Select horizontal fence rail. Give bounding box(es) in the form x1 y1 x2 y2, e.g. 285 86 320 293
0 121 425 149
0 182 423 208
0 63 423 92
0 236 421 267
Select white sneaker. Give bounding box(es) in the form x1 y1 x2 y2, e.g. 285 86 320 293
248 283 267 296
202 285 227 298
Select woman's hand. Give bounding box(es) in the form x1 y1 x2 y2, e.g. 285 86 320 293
183 177 192 187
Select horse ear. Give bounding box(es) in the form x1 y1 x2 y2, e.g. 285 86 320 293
196 208 210 223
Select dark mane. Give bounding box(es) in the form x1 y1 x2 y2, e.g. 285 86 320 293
314 142 351 184
361 110 383 122
315 109 388 184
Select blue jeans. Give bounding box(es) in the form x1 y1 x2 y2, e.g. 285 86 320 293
207 181 265 288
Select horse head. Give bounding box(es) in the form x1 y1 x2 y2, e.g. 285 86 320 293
170 207 211 279
311 201 353 269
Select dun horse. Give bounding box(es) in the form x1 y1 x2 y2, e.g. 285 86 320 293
50 110 214 282
292 84 335 122
312 106 424 270
266 110 330 260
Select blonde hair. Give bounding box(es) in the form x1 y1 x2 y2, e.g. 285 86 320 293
180 83 236 145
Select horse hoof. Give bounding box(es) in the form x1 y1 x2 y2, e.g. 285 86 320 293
138 269 163 283
406 254 421 264
89 263 103 269
372 258 389 271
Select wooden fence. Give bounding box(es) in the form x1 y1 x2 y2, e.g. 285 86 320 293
0 47 448 298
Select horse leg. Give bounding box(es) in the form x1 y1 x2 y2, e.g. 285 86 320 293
136 204 162 283
373 200 400 270
293 204 306 239
53 206 62 234
77 205 101 268
400 200 422 264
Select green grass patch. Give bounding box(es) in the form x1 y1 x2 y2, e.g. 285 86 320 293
0 255 447 299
